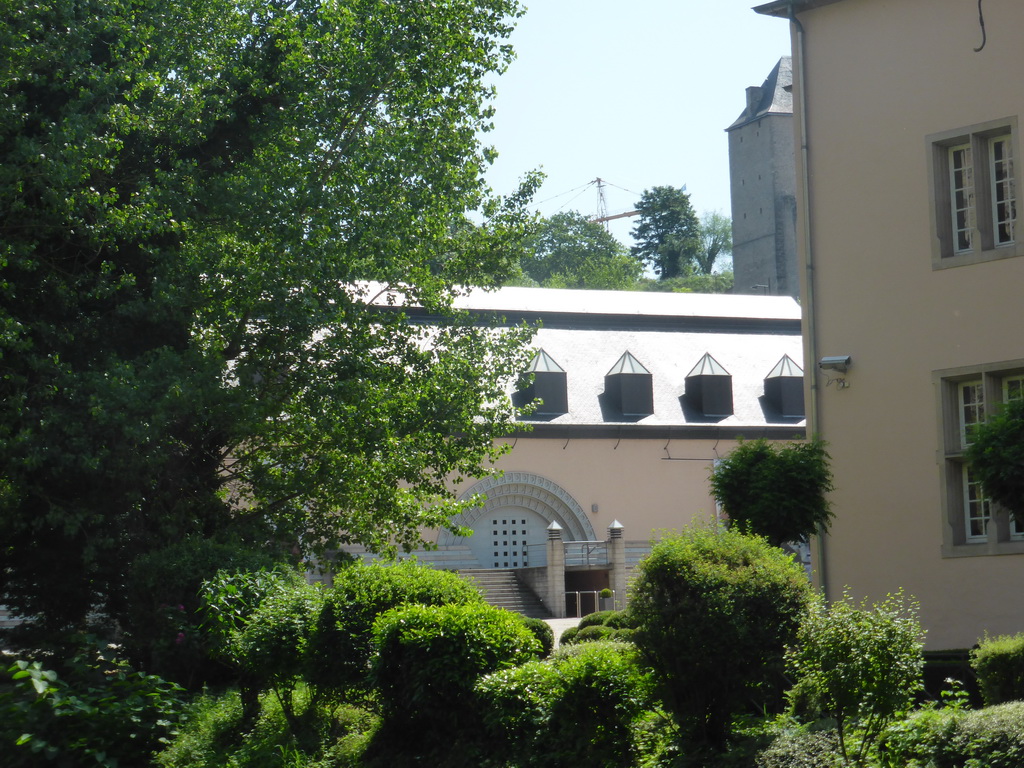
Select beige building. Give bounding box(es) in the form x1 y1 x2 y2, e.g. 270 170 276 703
344 286 807 617
756 0 1024 649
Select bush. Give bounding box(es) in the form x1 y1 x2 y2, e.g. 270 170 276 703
629 524 813 748
579 609 619 629
229 579 326 703
0 642 185 768
566 609 636 646
971 632 1024 706
755 726 842 768
478 640 655 768
786 590 924 765
367 602 540 764
308 560 484 696
572 624 616 643
878 701 1024 768
121 538 285 686
519 616 555 658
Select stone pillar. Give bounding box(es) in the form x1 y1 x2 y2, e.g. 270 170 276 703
608 520 627 611
545 521 566 618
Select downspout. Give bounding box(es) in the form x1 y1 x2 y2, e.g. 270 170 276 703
789 1 830 599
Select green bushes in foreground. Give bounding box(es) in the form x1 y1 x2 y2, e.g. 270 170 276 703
478 640 655 768
366 602 541 766
630 524 813 748
876 700 1024 768
1 642 185 768
972 632 1024 706
786 591 924 764
307 560 484 697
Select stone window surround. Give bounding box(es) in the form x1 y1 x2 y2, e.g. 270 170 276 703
936 358 1024 557
928 116 1022 270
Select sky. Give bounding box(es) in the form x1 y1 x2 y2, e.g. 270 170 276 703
482 1 793 244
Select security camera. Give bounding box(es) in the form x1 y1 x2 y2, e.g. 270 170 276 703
818 355 851 372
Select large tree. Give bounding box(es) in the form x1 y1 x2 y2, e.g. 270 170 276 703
517 211 641 290
0 0 536 636
629 185 701 280
695 211 733 276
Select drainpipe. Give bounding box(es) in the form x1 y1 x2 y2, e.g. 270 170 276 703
790 1 830 600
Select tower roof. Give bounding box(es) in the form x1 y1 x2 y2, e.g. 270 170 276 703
727 56 793 131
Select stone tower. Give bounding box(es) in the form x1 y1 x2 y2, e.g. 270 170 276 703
726 57 798 298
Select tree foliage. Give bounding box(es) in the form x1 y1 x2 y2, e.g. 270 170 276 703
0 643 185 768
965 397 1024 522
696 210 733 275
637 272 734 295
710 437 835 546
0 0 537 638
628 525 813 749
629 185 700 280
517 211 641 289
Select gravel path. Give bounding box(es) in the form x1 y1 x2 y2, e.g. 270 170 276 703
543 617 581 648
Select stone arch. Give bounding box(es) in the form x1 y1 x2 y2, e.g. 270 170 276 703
438 472 596 548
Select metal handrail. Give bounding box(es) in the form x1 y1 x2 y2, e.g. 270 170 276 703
563 540 608 566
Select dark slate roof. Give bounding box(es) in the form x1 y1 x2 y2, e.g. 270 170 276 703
727 56 793 131
443 286 805 435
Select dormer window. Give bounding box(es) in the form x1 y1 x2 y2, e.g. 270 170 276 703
764 354 804 417
605 351 653 416
685 353 733 417
518 349 568 415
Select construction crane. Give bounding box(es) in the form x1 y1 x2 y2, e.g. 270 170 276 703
589 178 639 229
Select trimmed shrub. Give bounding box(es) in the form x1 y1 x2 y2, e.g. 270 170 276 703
573 624 615 643
604 610 636 630
564 609 636 646
519 616 555 658
786 590 924 765
478 640 655 768
367 602 540 764
579 609 618 629
630 524 813 748
308 560 484 697
710 437 834 546
971 632 1024 706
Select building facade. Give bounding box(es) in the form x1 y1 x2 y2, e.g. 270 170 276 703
757 0 1024 649
727 57 799 298
351 286 807 617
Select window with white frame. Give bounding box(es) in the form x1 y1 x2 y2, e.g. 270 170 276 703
939 363 1024 554
930 119 1021 268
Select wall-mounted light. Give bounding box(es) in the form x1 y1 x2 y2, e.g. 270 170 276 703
818 355 851 373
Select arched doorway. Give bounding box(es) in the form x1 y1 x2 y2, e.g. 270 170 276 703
438 473 596 569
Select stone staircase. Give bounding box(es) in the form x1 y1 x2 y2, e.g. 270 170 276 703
460 569 551 619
